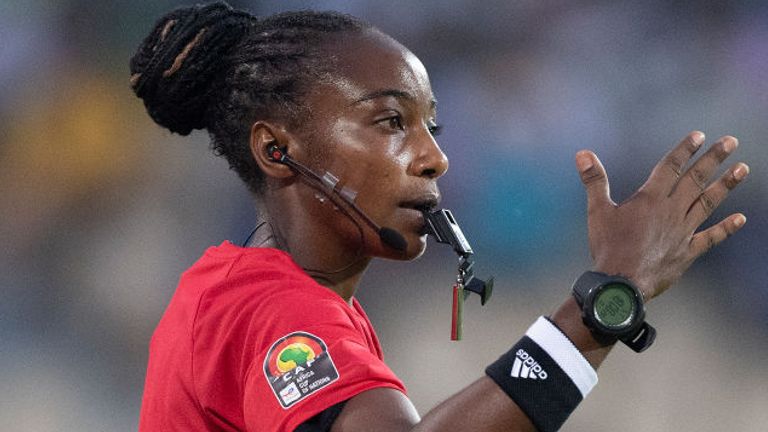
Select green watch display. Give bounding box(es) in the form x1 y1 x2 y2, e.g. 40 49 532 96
572 271 656 352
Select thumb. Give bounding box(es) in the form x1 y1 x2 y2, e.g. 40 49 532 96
576 150 612 209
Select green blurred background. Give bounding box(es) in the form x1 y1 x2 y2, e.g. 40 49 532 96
1 0 766 430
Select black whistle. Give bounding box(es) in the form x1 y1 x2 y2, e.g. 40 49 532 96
423 209 494 340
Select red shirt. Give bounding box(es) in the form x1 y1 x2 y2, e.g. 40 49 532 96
139 242 406 431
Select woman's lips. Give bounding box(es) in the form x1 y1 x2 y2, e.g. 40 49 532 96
399 194 440 213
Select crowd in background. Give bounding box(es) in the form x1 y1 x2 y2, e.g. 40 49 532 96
1 0 766 430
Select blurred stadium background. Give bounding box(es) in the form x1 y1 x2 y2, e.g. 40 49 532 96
1 0 766 430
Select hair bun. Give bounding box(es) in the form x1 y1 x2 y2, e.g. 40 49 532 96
129 2 252 135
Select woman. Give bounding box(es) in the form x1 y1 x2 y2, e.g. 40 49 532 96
132 3 749 431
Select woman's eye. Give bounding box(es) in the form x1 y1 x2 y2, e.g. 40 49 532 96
387 116 404 131
428 123 443 136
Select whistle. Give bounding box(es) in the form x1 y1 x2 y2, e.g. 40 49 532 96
423 209 494 340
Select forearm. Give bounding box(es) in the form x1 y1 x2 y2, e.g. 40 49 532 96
414 376 536 432
333 294 604 432
333 292 612 432
416 295 610 432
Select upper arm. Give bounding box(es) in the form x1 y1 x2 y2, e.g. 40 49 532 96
331 377 537 432
331 387 420 432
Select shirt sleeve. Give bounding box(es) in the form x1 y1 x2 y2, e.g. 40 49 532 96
242 294 406 432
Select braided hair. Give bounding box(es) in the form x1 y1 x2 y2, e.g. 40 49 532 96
130 2 370 192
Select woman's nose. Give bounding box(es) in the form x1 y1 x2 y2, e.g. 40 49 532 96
409 134 449 179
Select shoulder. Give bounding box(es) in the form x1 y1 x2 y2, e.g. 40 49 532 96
185 241 309 285
187 242 335 304
189 242 356 344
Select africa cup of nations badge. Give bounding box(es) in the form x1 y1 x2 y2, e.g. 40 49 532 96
263 331 339 408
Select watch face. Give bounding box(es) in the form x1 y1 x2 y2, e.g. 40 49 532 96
593 283 637 329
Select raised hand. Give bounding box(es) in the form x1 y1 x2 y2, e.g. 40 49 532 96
575 131 749 302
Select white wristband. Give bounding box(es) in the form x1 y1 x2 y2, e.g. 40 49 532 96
526 316 598 397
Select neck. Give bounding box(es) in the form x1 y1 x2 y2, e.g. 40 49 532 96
246 210 371 304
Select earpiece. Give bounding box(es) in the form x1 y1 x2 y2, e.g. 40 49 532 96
267 144 287 163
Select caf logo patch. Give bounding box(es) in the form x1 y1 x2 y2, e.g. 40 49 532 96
263 331 339 408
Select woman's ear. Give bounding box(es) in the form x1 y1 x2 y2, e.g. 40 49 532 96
250 121 298 179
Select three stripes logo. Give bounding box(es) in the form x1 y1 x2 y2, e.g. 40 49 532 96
511 349 548 380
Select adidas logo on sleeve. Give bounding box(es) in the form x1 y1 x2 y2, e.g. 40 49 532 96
511 348 548 380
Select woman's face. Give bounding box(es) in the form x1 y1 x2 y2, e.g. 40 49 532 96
296 29 449 260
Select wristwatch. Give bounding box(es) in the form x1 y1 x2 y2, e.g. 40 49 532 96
571 271 656 352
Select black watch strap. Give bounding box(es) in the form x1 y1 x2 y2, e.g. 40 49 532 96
621 321 656 353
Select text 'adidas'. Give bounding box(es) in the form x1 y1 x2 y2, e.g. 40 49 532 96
511 349 548 380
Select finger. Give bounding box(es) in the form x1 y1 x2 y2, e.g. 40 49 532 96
641 131 705 195
576 150 614 210
690 213 746 257
686 163 749 227
673 136 738 206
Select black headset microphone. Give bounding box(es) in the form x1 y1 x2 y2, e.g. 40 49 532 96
266 144 493 341
267 144 408 252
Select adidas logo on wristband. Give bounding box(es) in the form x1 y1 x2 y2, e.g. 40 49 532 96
511 349 548 380
487 318 599 431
